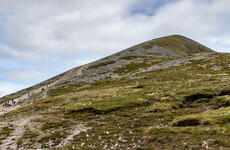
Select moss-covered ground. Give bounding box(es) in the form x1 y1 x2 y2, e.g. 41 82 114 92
2 52 230 149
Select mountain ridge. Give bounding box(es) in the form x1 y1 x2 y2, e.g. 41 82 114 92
0 35 214 101
0 35 229 150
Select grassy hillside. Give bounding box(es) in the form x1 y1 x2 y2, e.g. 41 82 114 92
1 52 229 149
152 35 213 55
0 36 229 150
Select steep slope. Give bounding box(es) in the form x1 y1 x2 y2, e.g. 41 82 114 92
1 35 230 150
57 35 213 84
150 35 213 55
0 35 213 103
0 35 208 102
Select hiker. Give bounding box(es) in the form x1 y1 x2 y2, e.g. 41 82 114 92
11 99 14 104
14 101 16 105
2 103 5 107
5 103 8 107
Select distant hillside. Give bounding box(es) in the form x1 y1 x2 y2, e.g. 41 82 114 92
0 35 229 150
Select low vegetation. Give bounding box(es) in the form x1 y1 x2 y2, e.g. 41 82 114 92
0 36 229 149
0 126 14 143
64 94 148 114
88 60 116 69
17 129 39 149
171 106 230 126
142 35 213 56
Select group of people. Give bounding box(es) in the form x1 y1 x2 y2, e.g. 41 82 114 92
2 99 16 108
2 84 50 109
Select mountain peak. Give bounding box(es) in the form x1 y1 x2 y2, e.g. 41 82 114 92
108 35 214 62
151 34 214 55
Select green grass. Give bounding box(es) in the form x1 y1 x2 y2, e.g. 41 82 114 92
151 35 213 55
39 132 65 148
22 129 39 139
113 59 164 75
171 106 230 126
8 97 65 116
114 62 149 74
48 87 75 97
0 126 14 142
147 102 176 113
88 60 116 69
42 120 73 131
48 83 87 97
0 126 14 136
17 129 39 148
146 126 230 149
148 127 178 135
64 94 148 114
2 52 230 149
120 55 147 60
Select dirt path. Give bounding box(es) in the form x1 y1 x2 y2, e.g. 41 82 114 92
57 123 89 147
0 116 34 150
17 81 58 102
0 81 59 116
0 105 21 116
0 62 94 114
58 62 95 83
76 62 94 76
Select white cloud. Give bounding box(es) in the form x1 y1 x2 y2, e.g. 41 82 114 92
1 0 230 57
0 81 28 97
0 44 42 61
1 70 45 82
150 0 230 52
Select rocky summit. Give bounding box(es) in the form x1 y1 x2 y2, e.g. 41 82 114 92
0 35 230 150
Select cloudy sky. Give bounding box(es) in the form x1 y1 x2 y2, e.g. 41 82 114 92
0 0 230 97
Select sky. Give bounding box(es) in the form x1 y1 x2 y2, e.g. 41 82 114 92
0 0 230 97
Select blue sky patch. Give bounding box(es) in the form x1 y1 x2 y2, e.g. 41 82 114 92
130 0 176 16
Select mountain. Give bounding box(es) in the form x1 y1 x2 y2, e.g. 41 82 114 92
0 35 230 150
0 35 214 100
